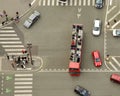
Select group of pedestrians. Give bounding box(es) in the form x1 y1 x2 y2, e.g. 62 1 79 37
0 10 20 26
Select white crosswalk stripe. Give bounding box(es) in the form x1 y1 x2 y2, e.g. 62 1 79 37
0 26 26 56
14 73 33 96
38 0 113 6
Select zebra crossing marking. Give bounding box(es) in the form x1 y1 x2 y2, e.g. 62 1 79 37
7 53 23 56
47 0 50 6
5 49 25 52
109 61 118 71
15 74 33 77
14 94 32 96
0 30 15 33
111 57 120 67
0 26 13 29
15 78 33 81
14 90 32 93
2 45 24 48
0 34 17 36
0 41 22 44
14 86 32 89
0 38 20 40
15 82 32 85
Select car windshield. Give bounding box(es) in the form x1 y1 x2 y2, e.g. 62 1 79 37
95 58 100 62
94 27 99 31
116 31 120 35
96 0 102 4
81 90 87 95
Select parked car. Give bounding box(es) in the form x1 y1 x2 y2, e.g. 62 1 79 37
112 29 120 37
24 10 40 28
92 19 101 36
92 50 102 67
95 0 104 9
110 74 120 84
74 85 91 96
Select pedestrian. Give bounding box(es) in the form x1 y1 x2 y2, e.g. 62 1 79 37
107 22 110 25
2 21 5 26
29 3 32 7
16 11 19 15
114 19 117 23
7 55 9 60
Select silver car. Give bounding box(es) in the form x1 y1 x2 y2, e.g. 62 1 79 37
112 29 120 37
24 10 40 28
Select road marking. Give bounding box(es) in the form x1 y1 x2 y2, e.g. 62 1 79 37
109 61 118 71
14 90 32 93
88 0 91 6
83 0 86 6
16 68 32 71
15 74 33 77
74 0 77 6
78 0 81 6
14 94 32 96
15 82 32 85
39 0 42 6
108 11 120 22
112 57 120 67
5 49 25 52
92 0 95 6
0 34 17 36
0 41 22 44
56 0 59 6
2 45 24 48
43 0 46 6
0 27 13 29
7 53 23 56
70 0 72 6
109 0 112 6
0 30 15 33
111 19 120 29
14 86 32 89
107 6 116 14
0 57 2 71
31 0 36 5
51 0 55 6
15 78 33 81
47 0 51 6
0 38 19 40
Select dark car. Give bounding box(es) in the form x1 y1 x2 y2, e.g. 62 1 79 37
74 85 91 96
95 0 104 9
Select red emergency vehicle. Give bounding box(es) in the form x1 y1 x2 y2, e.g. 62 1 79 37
69 24 83 76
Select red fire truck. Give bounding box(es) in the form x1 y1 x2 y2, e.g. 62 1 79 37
69 24 83 76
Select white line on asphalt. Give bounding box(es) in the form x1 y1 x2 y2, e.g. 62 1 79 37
107 6 117 14
83 0 86 6
15 78 33 81
0 38 19 40
0 30 15 33
74 0 77 6
0 27 13 29
56 0 59 6
0 41 22 44
14 86 32 89
51 0 55 6
112 57 120 67
5 49 25 52
88 0 91 6
111 19 120 29
78 0 81 6
7 53 23 56
47 0 50 6
14 94 32 96
39 0 42 6
70 0 72 6
2 45 24 48
17 68 32 71
14 90 32 93
31 0 36 5
109 0 112 6
0 57 2 71
15 74 33 77
15 82 32 85
92 0 95 6
0 34 17 36
43 0 46 6
108 11 120 22
109 62 118 71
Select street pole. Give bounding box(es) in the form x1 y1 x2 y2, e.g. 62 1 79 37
27 42 33 65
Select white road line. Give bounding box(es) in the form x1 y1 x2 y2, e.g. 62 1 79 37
109 62 118 71
88 0 91 6
112 57 120 67
51 0 55 6
7 53 23 56
83 0 86 6
70 0 72 6
109 0 112 6
108 12 120 22
111 19 120 29
0 30 15 33
14 86 32 89
17 68 32 71
15 74 33 77
0 38 19 40
39 0 42 6
74 0 77 6
56 0 59 6
31 0 36 5
2 45 24 48
15 82 32 85
0 57 2 71
0 34 17 36
78 0 81 6
47 0 51 6
15 78 33 81
107 6 117 14
14 94 32 96
43 0 46 6
14 90 32 93
5 49 25 51
1 27 13 29
0 41 22 44
92 0 95 6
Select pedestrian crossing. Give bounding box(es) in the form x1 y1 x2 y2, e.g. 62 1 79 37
106 56 120 71
39 0 114 6
14 73 33 96
0 26 25 57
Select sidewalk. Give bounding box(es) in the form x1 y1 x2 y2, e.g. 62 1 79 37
0 0 37 27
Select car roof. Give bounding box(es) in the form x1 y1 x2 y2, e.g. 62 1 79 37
94 20 100 27
111 74 120 81
93 51 99 58
29 14 37 21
